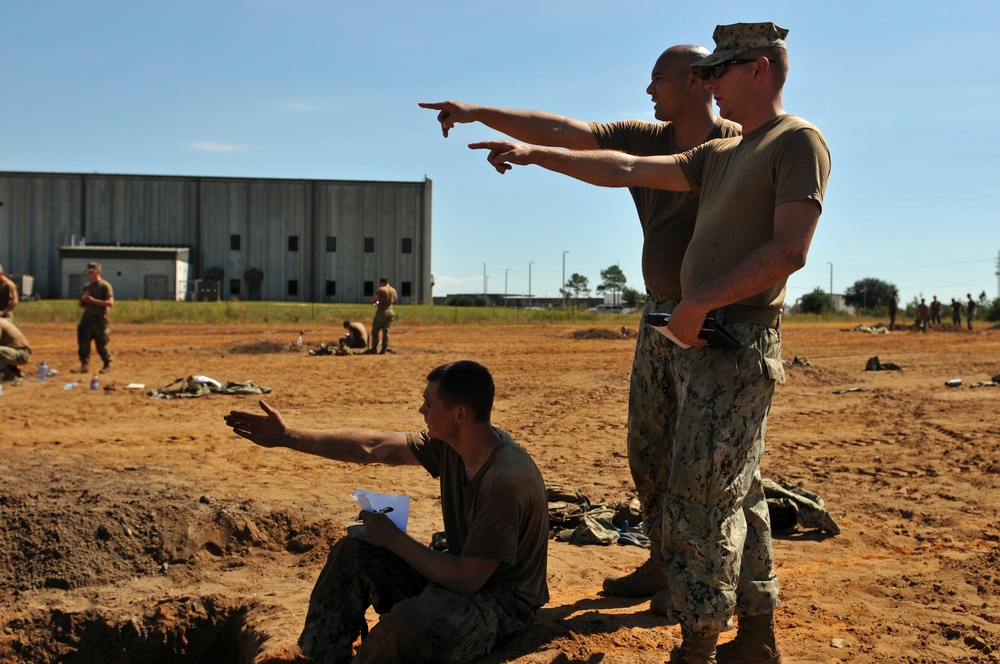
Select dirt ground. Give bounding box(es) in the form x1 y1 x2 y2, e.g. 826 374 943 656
1 319 999 663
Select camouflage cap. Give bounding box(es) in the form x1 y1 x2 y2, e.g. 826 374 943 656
691 22 789 78
86 261 101 271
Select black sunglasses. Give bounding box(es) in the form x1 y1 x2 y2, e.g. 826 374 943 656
695 58 756 81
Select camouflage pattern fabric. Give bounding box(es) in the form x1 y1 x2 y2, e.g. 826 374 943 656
763 479 841 535
661 321 783 637
77 313 112 366
627 298 680 563
301 537 535 664
0 345 30 371
370 309 395 351
147 376 271 399
545 481 591 528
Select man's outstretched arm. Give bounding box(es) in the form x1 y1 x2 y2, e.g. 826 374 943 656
469 139 691 191
419 100 598 149
224 400 419 466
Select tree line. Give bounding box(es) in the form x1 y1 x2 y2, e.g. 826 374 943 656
798 277 1000 321
446 265 642 308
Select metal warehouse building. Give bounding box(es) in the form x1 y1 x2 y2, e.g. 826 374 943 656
0 171 433 304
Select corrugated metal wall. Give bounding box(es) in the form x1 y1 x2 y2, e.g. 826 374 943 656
0 171 432 303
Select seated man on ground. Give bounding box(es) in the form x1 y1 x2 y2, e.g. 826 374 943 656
223 360 550 664
339 320 369 352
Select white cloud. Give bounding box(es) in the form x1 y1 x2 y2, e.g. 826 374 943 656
287 102 317 112
431 273 482 292
190 141 247 152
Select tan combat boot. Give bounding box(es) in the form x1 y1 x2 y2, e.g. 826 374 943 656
715 612 782 664
70 364 89 374
670 633 719 664
602 538 669 597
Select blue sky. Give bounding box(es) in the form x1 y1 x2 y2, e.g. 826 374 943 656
4 1 999 306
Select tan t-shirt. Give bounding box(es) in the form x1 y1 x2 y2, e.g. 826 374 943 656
590 117 741 299
675 114 831 310
81 278 114 317
407 428 550 608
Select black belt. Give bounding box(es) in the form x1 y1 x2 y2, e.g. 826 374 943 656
711 305 781 329
645 288 681 303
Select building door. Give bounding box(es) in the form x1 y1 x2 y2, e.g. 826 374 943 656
245 268 263 301
144 275 169 300
247 278 262 301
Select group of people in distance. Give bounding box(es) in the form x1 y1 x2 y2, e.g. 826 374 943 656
336 277 399 355
1 261 114 386
908 294 980 333
225 20 830 664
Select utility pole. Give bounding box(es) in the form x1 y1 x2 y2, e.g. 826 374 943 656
562 250 569 309
827 261 833 311
528 261 534 310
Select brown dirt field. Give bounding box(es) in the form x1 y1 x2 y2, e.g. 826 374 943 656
1 321 999 663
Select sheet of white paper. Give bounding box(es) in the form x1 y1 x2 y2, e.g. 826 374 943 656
651 323 692 349
350 489 411 532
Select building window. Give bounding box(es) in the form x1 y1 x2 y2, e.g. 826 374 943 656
401 281 412 297
364 237 375 253
230 235 241 251
402 238 413 254
326 280 336 296
364 281 374 297
288 280 299 296
288 235 299 251
230 279 240 296
326 236 337 252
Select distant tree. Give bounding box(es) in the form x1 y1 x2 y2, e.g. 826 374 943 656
621 286 642 308
445 294 489 307
979 290 989 307
798 287 830 314
596 265 627 305
985 297 1000 322
844 278 898 311
562 273 590 308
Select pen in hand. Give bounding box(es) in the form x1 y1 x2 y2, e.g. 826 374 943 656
356 506 393 522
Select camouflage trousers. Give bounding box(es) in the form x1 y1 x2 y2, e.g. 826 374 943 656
627 297 681 560
77 313 112 366
660 321 784 637
300 537 535 664
370 310 394 350
0 344 30 374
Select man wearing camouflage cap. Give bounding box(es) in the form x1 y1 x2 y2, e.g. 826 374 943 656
471 21 830 664
72 261 115 374
420 42 743 606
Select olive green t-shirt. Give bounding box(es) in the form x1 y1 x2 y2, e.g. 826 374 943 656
590 117 741 299
407 428 550 608
674 114 831 310
81 278 114 317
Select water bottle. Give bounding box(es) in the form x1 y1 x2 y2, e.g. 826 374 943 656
945 379 962 387
297 332 304 348
90 374 100 390
64 382 77 390
0 382 4 396
38 362 48 382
